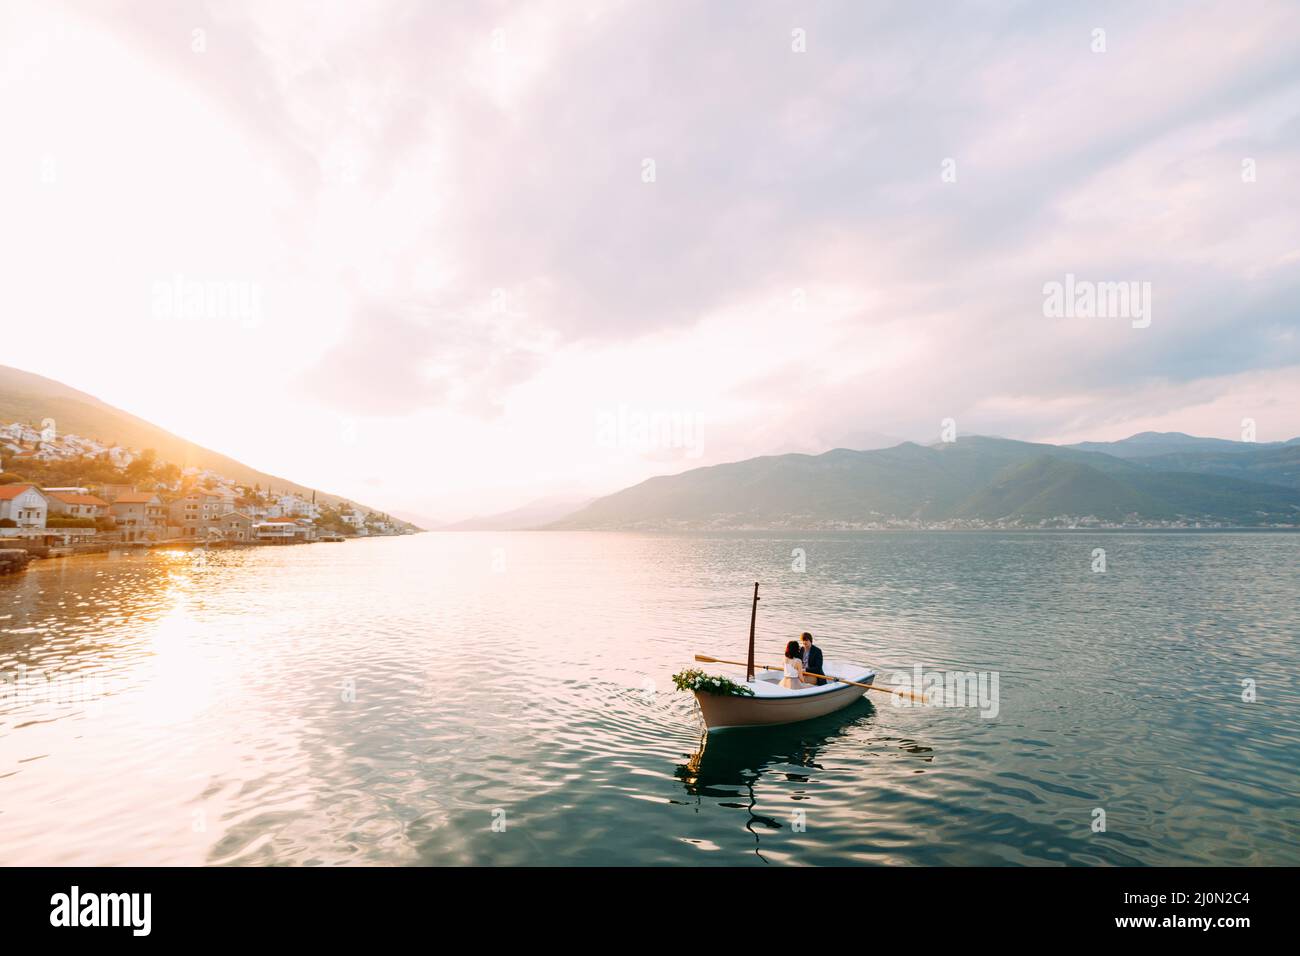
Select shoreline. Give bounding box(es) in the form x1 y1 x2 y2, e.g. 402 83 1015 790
0 533 417 575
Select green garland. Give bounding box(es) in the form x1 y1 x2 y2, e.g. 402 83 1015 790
671 668 755 697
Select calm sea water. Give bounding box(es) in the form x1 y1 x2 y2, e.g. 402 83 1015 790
1 531 1296 866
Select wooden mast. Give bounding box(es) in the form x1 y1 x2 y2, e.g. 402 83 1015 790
746 581 760 682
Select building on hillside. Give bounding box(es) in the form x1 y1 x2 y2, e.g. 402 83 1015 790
111 492 166 542
45 491 109 519
168 490 235 538
0 423 34 444
8 448 39 468
212 487 238 507
0 484 49 539
340 509 368 534
266 494 320 520
215 511 256 542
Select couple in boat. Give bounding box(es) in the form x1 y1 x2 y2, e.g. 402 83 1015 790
779 632 828 689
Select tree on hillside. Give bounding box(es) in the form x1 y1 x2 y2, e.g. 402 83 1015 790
124 448 158 483
316 503 358 535
154 462 182 488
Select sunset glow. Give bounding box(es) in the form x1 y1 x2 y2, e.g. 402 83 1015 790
2 1 1297 524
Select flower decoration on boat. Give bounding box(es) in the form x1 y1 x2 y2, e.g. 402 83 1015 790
671 668 754 697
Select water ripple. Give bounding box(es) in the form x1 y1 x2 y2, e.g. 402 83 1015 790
1 531 1297 865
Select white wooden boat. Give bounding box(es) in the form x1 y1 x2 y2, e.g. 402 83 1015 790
694 660 876 731
690 582 876 731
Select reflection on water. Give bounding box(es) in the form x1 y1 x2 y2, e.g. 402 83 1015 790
2 531 1298 865
676 701 883 861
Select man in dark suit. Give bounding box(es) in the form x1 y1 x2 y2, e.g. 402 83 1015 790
800 632 826 685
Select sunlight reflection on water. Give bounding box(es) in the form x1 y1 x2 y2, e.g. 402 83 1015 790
1 531 1297 865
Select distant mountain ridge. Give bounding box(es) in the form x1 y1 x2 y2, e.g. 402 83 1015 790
437 495 594 531
1065 432 1300 490
0 364 401 520
549 433 1300 530
1067 430 1298 458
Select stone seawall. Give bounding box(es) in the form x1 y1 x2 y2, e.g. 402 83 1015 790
0 548 33 574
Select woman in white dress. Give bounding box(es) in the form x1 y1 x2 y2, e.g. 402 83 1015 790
779 640 811 689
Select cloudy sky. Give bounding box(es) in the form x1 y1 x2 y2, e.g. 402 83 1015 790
2 1 1297 521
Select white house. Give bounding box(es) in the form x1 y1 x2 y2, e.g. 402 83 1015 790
0 484 49 538
268 494 320 520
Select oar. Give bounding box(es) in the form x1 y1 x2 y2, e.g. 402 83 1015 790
694 654 927 703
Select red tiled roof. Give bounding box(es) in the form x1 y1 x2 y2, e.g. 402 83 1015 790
112 492 157 504
0 483 38 500
45 492 108 506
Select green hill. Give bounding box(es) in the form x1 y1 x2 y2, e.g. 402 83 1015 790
1067 431 1300 490
952 456 1163 521
1126 446 1300 490
0 364 393 517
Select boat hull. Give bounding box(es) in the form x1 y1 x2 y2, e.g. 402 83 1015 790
694 674 872 731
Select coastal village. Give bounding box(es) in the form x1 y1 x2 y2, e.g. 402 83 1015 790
0 420 413 572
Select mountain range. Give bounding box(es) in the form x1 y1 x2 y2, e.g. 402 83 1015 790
547 433 1300 530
